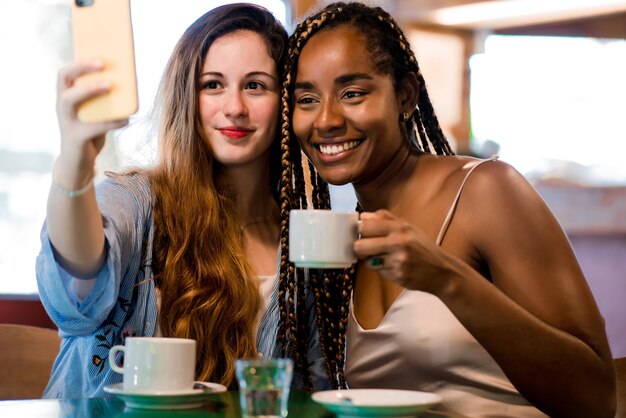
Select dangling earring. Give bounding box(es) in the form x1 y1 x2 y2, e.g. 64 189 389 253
400 111 417 150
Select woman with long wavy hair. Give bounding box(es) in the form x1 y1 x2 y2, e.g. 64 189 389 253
36 3 327 398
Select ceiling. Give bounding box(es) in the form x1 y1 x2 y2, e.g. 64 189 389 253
379 0 626 29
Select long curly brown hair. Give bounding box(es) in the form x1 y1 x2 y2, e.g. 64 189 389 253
279 1 454 388
147 4 287 387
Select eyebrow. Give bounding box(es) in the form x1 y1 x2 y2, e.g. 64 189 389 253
200 71 277 81
294 73 374 90
294 81 315 90
336 73 374 84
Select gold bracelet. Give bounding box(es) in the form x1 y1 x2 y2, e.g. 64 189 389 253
51 172 95 197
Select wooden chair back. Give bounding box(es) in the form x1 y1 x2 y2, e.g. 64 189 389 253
0 324 60 399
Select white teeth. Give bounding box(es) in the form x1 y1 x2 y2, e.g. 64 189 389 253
318 141 360 156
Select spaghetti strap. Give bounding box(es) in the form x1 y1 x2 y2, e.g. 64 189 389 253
435 155 499 246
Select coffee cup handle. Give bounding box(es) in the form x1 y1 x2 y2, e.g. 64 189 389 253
108 345 125 374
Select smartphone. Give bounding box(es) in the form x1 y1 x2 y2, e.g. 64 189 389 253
71 0 138 123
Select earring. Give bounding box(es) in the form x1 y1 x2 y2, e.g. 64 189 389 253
401 112 410 122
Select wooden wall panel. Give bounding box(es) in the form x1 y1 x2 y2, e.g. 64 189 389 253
496 12 626 39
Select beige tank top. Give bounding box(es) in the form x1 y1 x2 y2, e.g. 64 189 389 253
345 157 548 417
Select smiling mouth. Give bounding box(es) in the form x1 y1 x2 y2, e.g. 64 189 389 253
316 140 363 156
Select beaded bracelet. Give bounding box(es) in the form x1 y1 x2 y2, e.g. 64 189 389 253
51 173 95 197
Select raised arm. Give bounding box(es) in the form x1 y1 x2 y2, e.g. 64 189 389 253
47 61 128 277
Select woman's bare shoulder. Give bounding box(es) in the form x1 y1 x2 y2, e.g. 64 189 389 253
459 157 537 203
418 154 519 192
451 157 565 256
421 155 554 243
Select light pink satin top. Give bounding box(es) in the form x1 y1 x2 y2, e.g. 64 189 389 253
345 157 548 417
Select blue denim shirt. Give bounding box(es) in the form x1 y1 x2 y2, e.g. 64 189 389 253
36 173 329 398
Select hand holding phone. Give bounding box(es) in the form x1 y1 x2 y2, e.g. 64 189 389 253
71 0 138 122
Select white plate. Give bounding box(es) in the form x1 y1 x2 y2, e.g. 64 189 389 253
312 389 442 418
103 382 227 410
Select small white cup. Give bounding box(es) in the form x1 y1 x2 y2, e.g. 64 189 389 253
109 337 196 393
289 209 359 268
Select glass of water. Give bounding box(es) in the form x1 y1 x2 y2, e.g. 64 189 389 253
235 358 294 418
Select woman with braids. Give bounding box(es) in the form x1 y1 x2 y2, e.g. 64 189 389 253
280 2 616 417
36 3 327 398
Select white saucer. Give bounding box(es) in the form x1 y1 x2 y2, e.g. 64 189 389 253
104 382 227 410
312 389 442 418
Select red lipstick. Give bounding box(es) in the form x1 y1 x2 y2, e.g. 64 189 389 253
219 127 253 139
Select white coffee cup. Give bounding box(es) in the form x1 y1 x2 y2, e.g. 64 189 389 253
289 209 359 268
109 337 196 393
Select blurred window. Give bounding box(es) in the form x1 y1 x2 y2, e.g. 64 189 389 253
470 35 626 183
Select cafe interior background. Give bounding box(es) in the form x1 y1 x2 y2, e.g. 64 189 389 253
0 0 625 359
